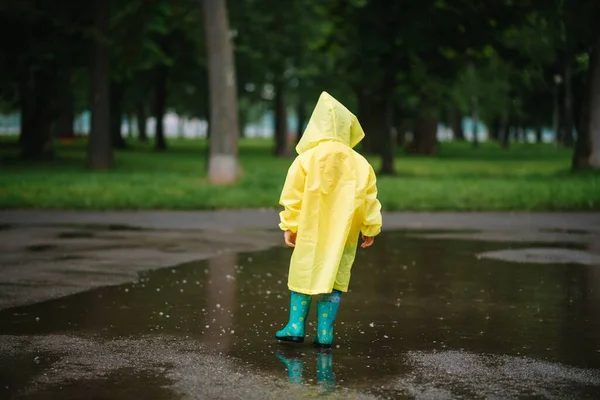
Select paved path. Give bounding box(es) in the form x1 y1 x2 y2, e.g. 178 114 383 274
3 210 600 231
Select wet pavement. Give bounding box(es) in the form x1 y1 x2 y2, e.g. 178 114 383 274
1 230 600 399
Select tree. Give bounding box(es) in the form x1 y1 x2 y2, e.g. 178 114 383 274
0 0 89 160
231 0 322 157
202 0 240 184
86 0 113 169
585 26 600 168
568 0 600 169
154 61 169 151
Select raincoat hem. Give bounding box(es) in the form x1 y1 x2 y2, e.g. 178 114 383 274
288 285 347 295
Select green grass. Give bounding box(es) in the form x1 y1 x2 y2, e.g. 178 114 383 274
1 137 599 210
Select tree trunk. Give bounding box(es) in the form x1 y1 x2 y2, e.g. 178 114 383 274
136 102 148 142
535 126 543 143
127 114 134 138
553 79 562 144
357 91 374 154
394 104 407 148
205 117 211 173
202 0 240 184
110 80 127 149
471 96 479 148
517 126 525 143
178 117 185 139
396 125 407 148
19 69 56 161
273 81 289 157
56 85 74 139
379 97 394 175
563 61 575 146
490 117 501 141
450 109 465 141
239 107 246 139
412 115 438 156
357 90 394 173
296 100 306 142
587 27 600 168
572 76 591 169
154 64 168 151
500 115 510 149
86 0 112 169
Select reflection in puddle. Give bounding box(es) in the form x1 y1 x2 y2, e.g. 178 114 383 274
276 348 336 393
1 231 600 398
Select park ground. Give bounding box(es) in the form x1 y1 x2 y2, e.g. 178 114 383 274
1 137 599 211
1 210 600 398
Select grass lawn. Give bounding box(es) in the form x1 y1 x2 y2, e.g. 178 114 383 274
1 137 599 210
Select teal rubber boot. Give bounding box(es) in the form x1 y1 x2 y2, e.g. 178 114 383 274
313 290 341 348
276 291 312 343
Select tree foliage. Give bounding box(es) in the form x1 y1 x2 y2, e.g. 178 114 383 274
2 0 600 170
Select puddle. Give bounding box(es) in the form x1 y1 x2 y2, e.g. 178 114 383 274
479 248 600 265
57 231 96 239
25 244 57 252
1 232 600 398
542 228 591 235
51 223 145 232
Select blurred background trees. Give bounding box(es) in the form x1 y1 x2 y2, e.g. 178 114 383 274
1 0 599 179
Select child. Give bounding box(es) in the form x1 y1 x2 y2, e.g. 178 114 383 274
276 91 383 348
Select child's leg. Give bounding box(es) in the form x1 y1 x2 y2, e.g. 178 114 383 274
313 290 342 348
275 291 312 343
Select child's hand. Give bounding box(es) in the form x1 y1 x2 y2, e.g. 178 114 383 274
361 234 374 248
284 230 297 248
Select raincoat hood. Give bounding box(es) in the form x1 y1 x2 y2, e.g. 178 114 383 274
296 92 365 154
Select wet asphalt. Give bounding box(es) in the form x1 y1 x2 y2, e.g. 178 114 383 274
1 229 600 399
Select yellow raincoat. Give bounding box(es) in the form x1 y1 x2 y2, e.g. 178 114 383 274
279 92 383 295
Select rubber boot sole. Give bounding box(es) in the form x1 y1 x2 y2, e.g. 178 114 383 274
276 335 304 344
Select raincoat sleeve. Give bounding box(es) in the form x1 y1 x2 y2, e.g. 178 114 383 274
361 167 382 237
278 157 306 233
